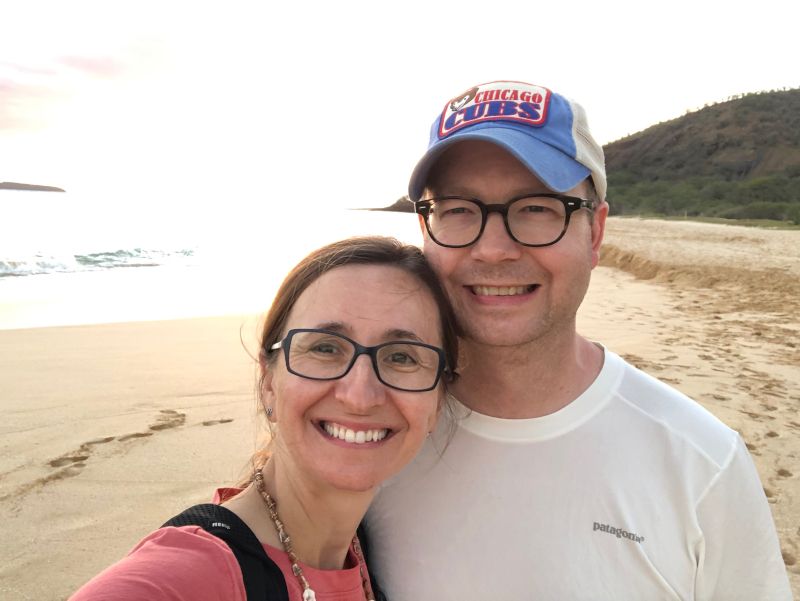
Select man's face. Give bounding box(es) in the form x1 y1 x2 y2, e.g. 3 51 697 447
420 140 607 348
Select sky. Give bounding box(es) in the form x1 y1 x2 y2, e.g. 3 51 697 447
1 0 798 222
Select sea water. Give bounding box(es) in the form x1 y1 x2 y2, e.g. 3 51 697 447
0 190 420 329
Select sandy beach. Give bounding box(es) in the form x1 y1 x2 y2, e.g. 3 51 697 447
1 217 798 600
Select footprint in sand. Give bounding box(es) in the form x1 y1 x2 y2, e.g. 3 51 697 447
48 455 89 468
738 410 776 422
46 436 116 468
86 436 115 445
765 430 780 438
202 418 234 426
777 468 793 478
149 409 186 431
118 432 154 442
23 412 188 500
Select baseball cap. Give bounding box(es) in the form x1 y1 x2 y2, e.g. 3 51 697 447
408 81 606 202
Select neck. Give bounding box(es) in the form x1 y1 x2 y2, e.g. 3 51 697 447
256 459 373 570
452 329 603 418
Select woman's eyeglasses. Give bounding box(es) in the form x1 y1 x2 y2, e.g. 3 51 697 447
268 328 447 392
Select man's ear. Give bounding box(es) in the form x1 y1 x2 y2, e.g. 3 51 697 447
590 200 609 268
417 213 427 237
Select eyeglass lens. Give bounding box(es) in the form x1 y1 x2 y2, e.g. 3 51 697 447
427 196 568 246
286 330 442 391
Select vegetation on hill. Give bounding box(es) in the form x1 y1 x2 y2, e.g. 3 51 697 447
604 88 800 224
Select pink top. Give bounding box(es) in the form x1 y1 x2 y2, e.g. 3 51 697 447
69 489 369 601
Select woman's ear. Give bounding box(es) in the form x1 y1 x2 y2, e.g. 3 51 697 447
427 409 438 435
261 364 278 423
428 388 445 434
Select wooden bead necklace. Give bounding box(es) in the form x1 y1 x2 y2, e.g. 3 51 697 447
254 468 375 601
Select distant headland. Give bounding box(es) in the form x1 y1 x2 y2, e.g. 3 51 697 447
0 182 65 192
360 196 413 213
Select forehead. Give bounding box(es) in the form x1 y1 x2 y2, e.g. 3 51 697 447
286 264 440 343
426 140 546 196
425 140 590 201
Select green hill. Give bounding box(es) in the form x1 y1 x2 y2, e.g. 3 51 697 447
604 88 800 223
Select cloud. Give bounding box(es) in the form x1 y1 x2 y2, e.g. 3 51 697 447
0 77 67 131
60 56 124 79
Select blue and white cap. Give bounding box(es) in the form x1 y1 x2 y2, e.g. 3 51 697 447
408 81 606 202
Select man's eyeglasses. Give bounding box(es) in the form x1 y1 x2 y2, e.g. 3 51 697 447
414 194 596 248
268 328 447 392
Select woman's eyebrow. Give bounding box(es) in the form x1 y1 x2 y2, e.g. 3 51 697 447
311 323 424 343
313 321 346 333
385 328 423 342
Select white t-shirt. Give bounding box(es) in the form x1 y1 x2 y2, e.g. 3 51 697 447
365 350 791 600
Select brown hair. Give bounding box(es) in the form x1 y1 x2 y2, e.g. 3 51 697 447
240 236 459 482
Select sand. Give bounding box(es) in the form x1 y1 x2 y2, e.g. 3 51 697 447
1 217 798 600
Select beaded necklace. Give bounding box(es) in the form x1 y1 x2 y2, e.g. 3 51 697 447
254 469 375 601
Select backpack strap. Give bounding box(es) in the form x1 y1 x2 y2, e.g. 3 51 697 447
163 504 289 601
356 523 388 601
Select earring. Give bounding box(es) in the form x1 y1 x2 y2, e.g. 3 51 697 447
266 407 273 417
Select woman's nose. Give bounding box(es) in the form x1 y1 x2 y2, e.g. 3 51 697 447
333 355 386 412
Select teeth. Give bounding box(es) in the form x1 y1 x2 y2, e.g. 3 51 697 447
323 422 388 444
473 285 530 296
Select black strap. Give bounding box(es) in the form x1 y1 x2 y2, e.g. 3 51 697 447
162 504 289 601
356 523 388 601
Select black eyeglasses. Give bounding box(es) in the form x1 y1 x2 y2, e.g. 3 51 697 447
268 328 447 392
414 193 595 248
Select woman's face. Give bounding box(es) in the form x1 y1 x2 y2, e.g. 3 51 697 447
263 264 442 493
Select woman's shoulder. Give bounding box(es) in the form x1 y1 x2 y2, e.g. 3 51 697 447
69 525 247 601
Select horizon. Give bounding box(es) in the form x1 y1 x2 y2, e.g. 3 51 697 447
6 85 800 193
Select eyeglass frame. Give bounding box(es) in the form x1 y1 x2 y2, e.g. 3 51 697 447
267 328 449 392
413 193 596 248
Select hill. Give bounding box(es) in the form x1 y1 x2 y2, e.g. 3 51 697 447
604 88 800 223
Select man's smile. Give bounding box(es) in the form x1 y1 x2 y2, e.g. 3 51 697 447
470 285 537 296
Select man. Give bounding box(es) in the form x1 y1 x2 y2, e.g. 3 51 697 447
365 81 791 599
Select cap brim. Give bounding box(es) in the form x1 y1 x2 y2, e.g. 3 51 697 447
408 127 591 201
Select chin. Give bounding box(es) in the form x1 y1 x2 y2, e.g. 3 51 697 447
323 471 384 494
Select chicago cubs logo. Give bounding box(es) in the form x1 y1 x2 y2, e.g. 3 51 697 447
449 87 478 112
438 81 551 139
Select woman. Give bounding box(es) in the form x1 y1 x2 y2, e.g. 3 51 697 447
70 236 458 601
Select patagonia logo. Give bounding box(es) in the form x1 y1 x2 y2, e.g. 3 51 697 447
438 81 551 139
593 521 645 543
211 522 231 530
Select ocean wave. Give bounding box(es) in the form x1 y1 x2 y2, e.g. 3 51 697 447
0 248 197 278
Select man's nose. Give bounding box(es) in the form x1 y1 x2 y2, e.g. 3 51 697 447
470 212 523 262
334 355 386 412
